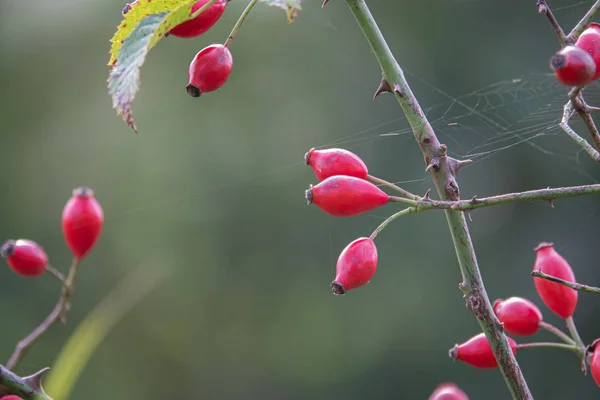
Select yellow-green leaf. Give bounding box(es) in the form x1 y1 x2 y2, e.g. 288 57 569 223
259 0 302 23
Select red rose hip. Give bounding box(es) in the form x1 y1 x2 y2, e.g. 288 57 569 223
1 239 48 277
575 23 600 80
550 45 596 86
450 332 517 369
62 187 104 259
186 44 233 97
493 297 543 336
589 339 600 387
1 396 24 400
169 0 229 38
306 175 388 217
428 383 469 400
533 243 578 319
304 148 368 181
331 237 378 295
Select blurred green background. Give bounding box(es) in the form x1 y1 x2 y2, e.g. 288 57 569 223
1 0 600 398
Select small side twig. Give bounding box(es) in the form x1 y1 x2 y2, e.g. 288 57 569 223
537 0 567 46
45 265 65 283
570 88 600 153
532 270 600 295
516 341 580 354
566 316 586 354
566 0 600 43
366 175 420 200
559 101 600 163
6 257 81 371
538 321 575 345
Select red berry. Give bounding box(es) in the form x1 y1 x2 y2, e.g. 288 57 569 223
186 44 233 97
428 383 469 400
533 242 578 319
331 237 377 295
169 0 228 38
1 239 48 277
62 187 104 259
304 148 368 181
1 396 24 400
550 45 596 86
450 332 517 369
589 339 600 387
493 297 543 336
575 26 600 80
306 175 388 217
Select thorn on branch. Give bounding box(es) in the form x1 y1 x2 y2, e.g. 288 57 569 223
447 157 473 176
423 189 431 201
373 75 393 100
425 158 440 173
465 210 473 222
548 199 555 208
321 0 329 7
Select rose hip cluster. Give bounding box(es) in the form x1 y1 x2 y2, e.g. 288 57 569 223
304 147 390 295
551 23 600 86
1 187 103 277
123 0 232 97
450 243 600 388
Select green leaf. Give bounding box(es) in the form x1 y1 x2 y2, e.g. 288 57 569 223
108 12 168 132
259 0 302 23
108 0 217 131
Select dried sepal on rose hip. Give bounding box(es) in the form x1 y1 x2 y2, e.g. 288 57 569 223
449 332 517 369
493 297 543 336
169 0 229 38
186 44 233 97
331 237 378 295
550 45 596 87
1 239 48 277
575 23 600 80
305 148 368 181
428 383 469 400
532 242 578 319
62 187 104 259
306 175 388 217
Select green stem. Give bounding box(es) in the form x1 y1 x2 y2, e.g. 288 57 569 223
516 342 580 354
566 316 586 353
190 0 217 18
538 321 575 345
388 184 600 211
6 258 82 371
344 1 532 398
369 208 416 240
566 0 600 43
224 0 259 48
45 265 65 283
532 270 600 295
366 175 420 200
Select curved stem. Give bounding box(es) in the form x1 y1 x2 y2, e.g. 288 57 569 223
516 342 580 354
566 316 586 353
224 0 259 48
45 265 65 283
532 270 600 295
538 321 575 345
344 1 532 398
190 0 217 18
366 175 420 200
369 208 416 241
566 0 600 43
6 257 81 371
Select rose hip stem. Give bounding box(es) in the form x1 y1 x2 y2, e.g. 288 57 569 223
224 0 259 48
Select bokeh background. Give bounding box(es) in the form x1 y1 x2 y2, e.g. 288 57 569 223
1 0 600 398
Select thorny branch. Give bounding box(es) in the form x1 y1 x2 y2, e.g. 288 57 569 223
6 257 81 371
540 1 600 162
